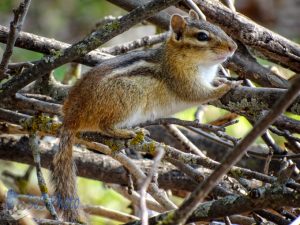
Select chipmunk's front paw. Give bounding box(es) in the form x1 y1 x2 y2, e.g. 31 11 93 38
215 80 242 97
213 77 242 87
228 80 243 88
213 77 228 86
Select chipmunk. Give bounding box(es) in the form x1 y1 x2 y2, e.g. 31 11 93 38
52 10 238 222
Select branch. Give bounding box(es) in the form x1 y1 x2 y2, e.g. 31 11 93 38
0 135 196 193
2 136 298 224
140 147 165 224
124 185 299 225
29 133 58 220
100 32 167 55
0 108 297 188
211 86 300 116
0 25 111 67
0 0 31 80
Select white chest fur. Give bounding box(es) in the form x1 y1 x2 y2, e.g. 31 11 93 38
197 64 219 85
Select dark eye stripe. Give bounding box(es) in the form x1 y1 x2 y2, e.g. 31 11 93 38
196 32 209 41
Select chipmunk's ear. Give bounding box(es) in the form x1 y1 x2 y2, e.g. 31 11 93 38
189 10 199 20
170 14 186 40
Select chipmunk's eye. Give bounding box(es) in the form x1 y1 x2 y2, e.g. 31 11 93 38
196 32 209 41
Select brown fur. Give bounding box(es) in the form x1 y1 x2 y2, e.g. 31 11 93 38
52 10 238 222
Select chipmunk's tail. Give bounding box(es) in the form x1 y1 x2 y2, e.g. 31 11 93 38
52 127 79 222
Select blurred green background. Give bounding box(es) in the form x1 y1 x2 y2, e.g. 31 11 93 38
0 0 299 224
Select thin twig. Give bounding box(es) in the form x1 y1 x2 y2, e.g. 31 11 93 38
108 184 164 212
0 0 31 80
140 147 164 225
194 106 205 122
29 133 58 220
14 93 62 115
224 216 232 225
185 0 206 20
83 204 139 222
140 117 226 132
164 124 206 157
255 210 290 225
224 0 236 12
101 32 167 55
166 158 232 196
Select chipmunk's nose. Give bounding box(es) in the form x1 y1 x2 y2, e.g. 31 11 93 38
228 41 237 53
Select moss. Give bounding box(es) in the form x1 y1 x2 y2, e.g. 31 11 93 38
147 141 157 155
158 211 175 225
21 114 61 134
43 50 63 63
103 139 120 152
40 184 48 193
76 43 88 55
229 167 243 178
129 130 145 145
51 49 63 58
103 20 120 32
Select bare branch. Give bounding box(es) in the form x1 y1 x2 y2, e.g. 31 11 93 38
29 133 58 219
0 0 31 80
101 32 167 55
140 147 164 225
124 185 299 225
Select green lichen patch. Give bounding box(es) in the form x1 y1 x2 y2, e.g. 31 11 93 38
158 211 175 225
103 139 120 152
229 167 243 178
103 20 120 32
21 114 61 134
147 141 157 155
130 130 146 145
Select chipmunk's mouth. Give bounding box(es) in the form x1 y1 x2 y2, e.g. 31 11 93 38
213 52 234 62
